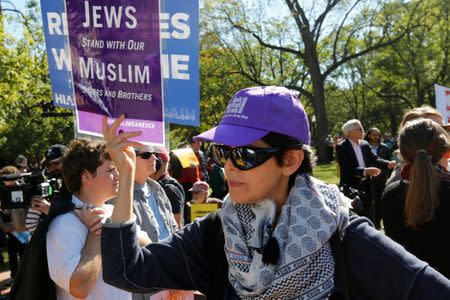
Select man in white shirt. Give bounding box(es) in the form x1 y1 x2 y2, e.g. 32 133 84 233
336 119 396 223
46 139 150 300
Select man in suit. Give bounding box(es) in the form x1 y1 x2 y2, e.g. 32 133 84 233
336 119 396 224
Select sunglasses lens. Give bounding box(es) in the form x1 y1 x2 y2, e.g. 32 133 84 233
140 152 152 159
232 148 254 169
211 146 227 166
210 145 281 171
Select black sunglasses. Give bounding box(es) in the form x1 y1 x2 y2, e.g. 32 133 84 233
135 151 158 160
209 144 282 171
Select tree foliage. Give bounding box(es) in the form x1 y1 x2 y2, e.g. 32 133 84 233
0 0 448 165
201 0 447 162
0 1 74 167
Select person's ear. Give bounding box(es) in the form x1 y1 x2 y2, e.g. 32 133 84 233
281 149 304 176
81 170 93 186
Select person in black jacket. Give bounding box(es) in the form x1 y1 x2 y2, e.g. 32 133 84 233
364 127 392 228
99 87 450 300
336 119 396 224
382 118 450 278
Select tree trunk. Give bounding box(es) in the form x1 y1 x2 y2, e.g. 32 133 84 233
301 30 330 164
310 78 330 164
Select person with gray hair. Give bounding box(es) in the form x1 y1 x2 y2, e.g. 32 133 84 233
341 119 364 137
336 119 396 225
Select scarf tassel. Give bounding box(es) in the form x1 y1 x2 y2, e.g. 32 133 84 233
260 237 280 265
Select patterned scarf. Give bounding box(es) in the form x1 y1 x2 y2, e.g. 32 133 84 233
221 174 351 299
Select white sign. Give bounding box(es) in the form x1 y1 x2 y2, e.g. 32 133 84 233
434 83 450 124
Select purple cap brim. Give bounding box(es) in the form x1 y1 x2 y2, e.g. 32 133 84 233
194 124 269 146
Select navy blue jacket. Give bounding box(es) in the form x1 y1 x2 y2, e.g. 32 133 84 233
101 213 450 299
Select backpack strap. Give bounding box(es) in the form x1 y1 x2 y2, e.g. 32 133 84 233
203 211 229 299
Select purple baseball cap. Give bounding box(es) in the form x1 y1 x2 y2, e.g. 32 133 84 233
194 86 310 146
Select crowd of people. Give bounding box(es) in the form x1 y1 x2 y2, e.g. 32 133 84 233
0 86 448 299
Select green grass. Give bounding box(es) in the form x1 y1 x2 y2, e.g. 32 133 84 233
312 162 340 185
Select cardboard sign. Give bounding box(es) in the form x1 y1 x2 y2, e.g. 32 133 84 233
171 148 199 168
190 203 218 221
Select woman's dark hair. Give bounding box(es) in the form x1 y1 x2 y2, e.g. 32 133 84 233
168 152 182 179
262 132 315 190
364 127 381 144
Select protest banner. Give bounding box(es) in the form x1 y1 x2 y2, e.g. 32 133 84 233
41 0 199 126
171 148 199 168
161 0 199 126
190 203 219 222
65 0 164 145
40 0 75 109
435 83 450 124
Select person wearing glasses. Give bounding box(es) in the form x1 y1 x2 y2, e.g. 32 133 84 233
131 147 178 242
335 119 396 225
125 147 179 300
100 86 450 299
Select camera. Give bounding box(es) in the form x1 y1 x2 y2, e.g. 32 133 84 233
340 184 364 214
0 170 59 209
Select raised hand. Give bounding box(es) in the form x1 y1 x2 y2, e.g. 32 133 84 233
102 115 143 223
101 115 143 173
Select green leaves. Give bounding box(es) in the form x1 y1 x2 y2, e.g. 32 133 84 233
0 2 74 165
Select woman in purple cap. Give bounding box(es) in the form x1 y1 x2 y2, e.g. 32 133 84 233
99 86 450 299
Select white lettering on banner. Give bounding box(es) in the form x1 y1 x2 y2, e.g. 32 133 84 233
54 93 75 106
165 107 196 121
51 48 72 71
127 40 145 50
160 54 190 80
160 13 190 39
104 90 116 97
106 40 126 49
47 12 68 35
82 0 137 29
79 57 150 84
122 120 155 129
82 87 103 97
81 38 104 49
117 90 152 101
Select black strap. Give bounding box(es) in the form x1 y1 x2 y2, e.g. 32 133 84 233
203 211 229 299
329 230 350 300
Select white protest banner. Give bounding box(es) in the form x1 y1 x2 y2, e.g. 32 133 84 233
434 83 450 124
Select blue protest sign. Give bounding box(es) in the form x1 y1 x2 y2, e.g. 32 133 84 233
161 0 199 126
40 0 75 109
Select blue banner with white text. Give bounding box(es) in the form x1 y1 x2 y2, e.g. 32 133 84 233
40 0 75 109
160 0 199 126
